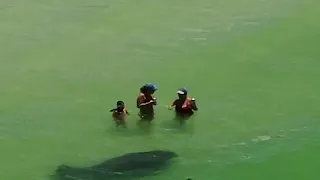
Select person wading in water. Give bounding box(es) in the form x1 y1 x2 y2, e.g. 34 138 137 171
168 88 198 123
136 83 158 123
110 100 129 127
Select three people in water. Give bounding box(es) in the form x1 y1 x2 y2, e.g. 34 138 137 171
110 83 198 126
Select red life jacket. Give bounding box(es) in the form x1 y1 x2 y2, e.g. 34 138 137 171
181 97 193 110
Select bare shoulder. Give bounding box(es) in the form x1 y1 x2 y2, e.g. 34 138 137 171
137 93 145 100
137 93 146 104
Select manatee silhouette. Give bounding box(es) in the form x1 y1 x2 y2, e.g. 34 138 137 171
53 150 178 180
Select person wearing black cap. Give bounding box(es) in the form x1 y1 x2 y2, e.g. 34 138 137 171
168 88 198 121
136 83 159 122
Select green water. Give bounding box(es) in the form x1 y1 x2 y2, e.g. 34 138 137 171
1 0 319 179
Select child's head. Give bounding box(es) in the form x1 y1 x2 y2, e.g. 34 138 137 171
116 101 125 108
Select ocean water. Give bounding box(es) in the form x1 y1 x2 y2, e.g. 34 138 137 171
0 0 319 179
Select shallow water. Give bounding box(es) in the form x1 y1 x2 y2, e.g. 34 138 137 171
1 0 320 179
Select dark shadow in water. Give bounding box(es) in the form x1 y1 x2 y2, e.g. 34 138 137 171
51 150 178 180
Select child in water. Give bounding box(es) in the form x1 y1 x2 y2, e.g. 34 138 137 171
110 101 129 127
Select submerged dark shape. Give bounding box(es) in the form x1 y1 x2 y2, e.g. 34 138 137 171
53 150 178 180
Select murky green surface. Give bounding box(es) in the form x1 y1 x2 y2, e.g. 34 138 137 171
1 0 319 179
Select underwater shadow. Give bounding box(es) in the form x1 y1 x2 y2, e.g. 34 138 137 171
51 150 178 180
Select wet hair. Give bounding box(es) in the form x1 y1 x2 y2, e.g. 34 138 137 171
110 101 124 112
117 101 124 106
140 85 148 94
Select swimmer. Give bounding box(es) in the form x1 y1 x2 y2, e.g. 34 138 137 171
110 101 129 127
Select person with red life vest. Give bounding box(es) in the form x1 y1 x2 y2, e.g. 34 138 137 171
168 88 198 120
136 83 158 122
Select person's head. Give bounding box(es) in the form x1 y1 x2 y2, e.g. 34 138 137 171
140 83 159 95
177 88 188 100
116 101 125 109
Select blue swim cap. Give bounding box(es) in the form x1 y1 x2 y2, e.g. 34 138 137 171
144 83 159 91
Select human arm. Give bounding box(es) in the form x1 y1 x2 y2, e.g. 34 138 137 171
168 100 177 110
124 108 130 115
190 98 198 111
137 95 154 108
152 97 157 105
